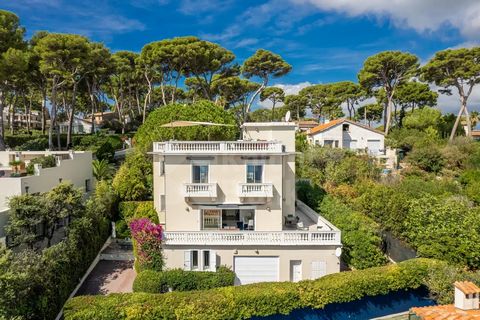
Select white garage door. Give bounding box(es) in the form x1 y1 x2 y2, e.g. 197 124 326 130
234 256 279 285
367 139 381 155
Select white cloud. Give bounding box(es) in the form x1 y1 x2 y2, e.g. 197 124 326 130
293 0 480 39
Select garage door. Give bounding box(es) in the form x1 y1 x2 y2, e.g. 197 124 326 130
234 256 279 285
367 139 381 155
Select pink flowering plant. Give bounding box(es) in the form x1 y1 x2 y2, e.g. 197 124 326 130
129 218 164 271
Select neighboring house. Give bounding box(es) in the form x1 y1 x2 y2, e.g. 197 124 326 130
0 150 93 244
151 122 342 285
2 109 46 130
89 111 119 126
410 281 480 319
472 130 480 141
58 117 100 135
307 118 386 156
295 120 319 132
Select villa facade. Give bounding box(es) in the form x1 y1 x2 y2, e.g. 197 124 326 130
152 122 342 285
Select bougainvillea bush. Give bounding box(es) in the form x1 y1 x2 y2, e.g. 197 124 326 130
129 218 164 271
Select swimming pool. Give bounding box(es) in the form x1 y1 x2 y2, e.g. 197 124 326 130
251 287 435 320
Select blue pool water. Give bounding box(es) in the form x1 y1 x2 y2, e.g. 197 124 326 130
251 287 435 320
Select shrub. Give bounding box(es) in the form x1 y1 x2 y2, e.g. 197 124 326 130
133 266 235 293
406 146 445 173
112 152 153 201
130 218 163 272
16 137 49 151
25 155 56 175
65 259 445 320
319 196 387 269
295 180 325 209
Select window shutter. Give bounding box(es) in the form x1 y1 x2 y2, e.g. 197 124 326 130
184 250 192 271
209 250 216 271
311 261 326 279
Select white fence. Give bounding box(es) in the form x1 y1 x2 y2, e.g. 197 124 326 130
153 141 283 153
163 230 341 246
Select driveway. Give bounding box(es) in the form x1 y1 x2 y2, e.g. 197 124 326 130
76 260 136 296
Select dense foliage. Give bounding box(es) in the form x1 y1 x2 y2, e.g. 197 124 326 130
25 155 56 174
64 259 474 320
0 187 110 319
112 151 153 201
133 267 235 293
134 100 238 152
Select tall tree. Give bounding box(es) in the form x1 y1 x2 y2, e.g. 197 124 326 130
260 87 285 121
329 81 365 119
299 84 342 121
355 103 383 127
242 49 291 113
358 51 419 135
211 75 260 112
34 33 90 149
421 48 480 140
0 10 25 150
283 94 307 120
393 81 438 127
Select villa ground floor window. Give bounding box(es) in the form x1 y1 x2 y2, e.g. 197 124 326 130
184 249 216 271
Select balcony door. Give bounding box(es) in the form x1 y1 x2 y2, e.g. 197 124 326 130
246 163 263 183
192 164 209 183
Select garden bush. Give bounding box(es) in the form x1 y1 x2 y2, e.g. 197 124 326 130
130 218 163 272
133 267 235 293
112 151 153 201
16 137 49 151
64 259 447 320
25 155 56 174
116 201 158 238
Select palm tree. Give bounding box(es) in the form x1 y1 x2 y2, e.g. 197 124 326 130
92 159 114 181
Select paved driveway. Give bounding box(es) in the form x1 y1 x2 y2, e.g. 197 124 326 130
76 260 136 296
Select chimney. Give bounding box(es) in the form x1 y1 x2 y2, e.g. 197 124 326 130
454 281 480 310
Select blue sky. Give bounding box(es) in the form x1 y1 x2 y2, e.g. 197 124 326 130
3 0 480 113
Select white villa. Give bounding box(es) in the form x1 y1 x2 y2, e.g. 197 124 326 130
0 150 93 244
307 118 385 156
152 122 342 285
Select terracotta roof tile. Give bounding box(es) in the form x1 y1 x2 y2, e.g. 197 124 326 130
307 118 385 136
411 305 480 319
472 130 480 137
455 282 480 295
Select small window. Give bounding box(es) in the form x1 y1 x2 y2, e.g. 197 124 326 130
192 165 209 183
159 161 165 176
247 164 263 183
203 251 210 270
85 179 91 192
342 124 350 132
192 250 199 269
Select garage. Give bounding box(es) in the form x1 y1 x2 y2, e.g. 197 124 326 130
367 139 382 155
234 256 279 285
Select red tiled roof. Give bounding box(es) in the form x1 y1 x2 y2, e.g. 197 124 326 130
307 118 385 136
455 281 480 295
411 304 480 319
472 130 480 137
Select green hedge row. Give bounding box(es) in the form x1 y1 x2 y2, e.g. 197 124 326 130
115 201 158 239
133 267 235 293
65 259 438 320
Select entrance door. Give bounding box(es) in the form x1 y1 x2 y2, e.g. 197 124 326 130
290 260 302 282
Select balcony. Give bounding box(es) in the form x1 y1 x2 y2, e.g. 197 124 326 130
153 141 283 154
163 230 341 246
183 183 217 198
238 183 273 198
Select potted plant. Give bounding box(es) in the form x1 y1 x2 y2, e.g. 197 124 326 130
9 160 25 175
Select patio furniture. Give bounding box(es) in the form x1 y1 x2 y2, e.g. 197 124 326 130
285 214 296 225
297 221 308 230
247 219 254 230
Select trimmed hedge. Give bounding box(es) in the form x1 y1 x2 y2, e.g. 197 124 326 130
65 259 439 320
133 267 235 293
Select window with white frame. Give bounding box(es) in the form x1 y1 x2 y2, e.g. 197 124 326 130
184 250 216 271
246 163 263 183
192 164 209 183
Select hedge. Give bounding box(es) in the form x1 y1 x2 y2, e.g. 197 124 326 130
133 267 235 293
65 259 442 320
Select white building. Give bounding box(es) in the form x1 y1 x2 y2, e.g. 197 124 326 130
0 150 93 244
307 118 385 156
151 122 342 285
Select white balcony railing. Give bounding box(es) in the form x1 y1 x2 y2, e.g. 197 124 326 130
184 183 217 198
153 141 283 154
163 231 341 246
238 183 273 197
